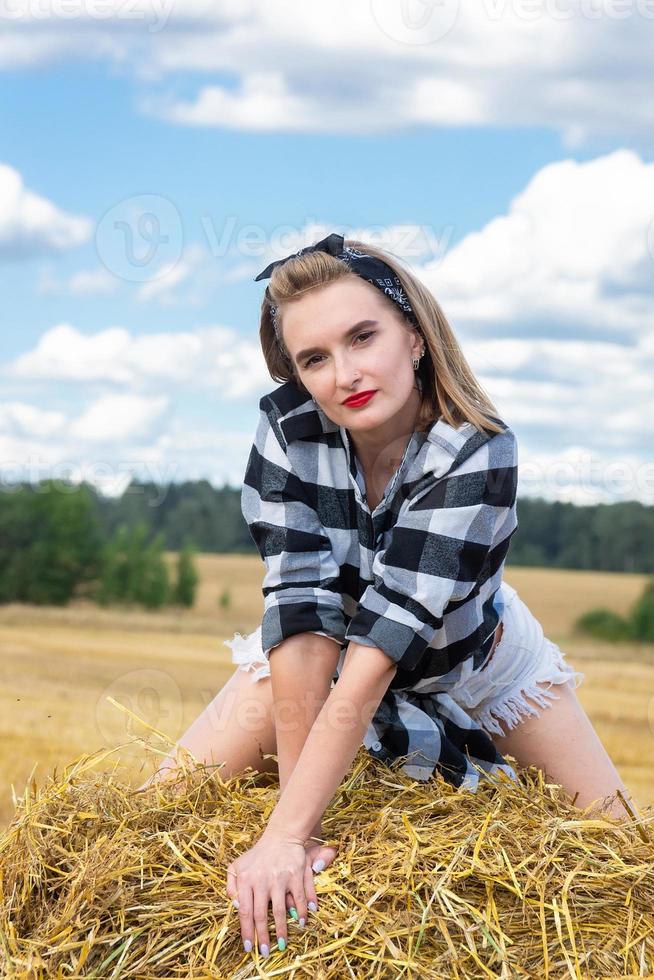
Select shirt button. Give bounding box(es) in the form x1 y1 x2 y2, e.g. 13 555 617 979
371 740 382 751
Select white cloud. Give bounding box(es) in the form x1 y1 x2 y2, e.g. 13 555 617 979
0 393 168 449
151 72 315 132
0 401 256 500
418 149 654 338
38 265 121 296
0 401 66 438
0 4 652 143
5 322 270 396
517 445 654 506
465 337 638 384
0 162 92 260
9 324 136 384
135 6 654 145
70 393 170 443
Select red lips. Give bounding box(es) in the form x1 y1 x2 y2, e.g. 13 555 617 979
343 390 377 407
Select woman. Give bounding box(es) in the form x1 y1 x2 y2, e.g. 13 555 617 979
140 233 634 958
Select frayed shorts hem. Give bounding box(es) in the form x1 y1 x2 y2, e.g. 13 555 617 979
452 582 585 738
467 641 584 738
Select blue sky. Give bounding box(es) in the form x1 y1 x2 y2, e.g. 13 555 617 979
1 1 653 504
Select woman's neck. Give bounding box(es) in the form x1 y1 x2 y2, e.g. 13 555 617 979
347 385 421 476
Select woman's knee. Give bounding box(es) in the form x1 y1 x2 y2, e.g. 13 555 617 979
139 666 278 789
189 666 278 772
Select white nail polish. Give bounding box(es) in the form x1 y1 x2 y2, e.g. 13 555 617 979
312 858 325 872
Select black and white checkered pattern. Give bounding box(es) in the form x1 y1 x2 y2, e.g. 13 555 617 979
241 381 520 790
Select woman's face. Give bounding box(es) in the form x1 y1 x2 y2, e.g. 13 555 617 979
280 277 423 437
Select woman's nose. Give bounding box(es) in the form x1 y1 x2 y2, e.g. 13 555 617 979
334 354 360 388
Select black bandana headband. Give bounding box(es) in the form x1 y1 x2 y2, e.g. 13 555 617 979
253 233 419 359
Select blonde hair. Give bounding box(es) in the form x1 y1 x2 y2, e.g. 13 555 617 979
258 237 504 435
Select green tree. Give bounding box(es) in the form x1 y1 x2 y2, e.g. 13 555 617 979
95 525 131 605
95 522 169 609
0 482 102 605
628 580 654 642
173 541 199 607
135 529 170 609
575 608 631 642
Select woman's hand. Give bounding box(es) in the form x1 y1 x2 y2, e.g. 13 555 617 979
226 826 319 957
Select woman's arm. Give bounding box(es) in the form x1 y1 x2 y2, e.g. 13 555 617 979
269 632 342 835
264 640 397 843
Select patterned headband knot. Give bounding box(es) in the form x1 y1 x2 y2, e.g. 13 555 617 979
254 232 419 359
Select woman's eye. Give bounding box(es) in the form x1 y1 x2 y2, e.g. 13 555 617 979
303 331 374 369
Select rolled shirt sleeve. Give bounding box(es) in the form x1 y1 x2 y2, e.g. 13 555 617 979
344 426 519 673
241 400 346 660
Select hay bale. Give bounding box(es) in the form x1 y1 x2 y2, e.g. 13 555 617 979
1 744 653 978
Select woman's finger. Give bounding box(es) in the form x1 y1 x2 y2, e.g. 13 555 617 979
285 891 299 918
271 883 290 950
252 892 271 958
225 866 238 908
303 858 319 918
237 882 255 955
305 843 338 873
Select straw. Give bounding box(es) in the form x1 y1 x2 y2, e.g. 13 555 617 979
1 733 653 977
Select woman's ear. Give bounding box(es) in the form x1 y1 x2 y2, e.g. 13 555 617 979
410 326 425 358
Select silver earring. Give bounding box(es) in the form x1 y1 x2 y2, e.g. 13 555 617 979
412 348 425 371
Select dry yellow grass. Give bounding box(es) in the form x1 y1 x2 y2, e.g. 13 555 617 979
0 558 652 834
2 743 653 977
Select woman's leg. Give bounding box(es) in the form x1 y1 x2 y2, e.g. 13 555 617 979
137 665 279 790
461 585 638 822
489 678 637 821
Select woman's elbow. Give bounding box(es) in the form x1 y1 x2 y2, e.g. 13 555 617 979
342 641 398 680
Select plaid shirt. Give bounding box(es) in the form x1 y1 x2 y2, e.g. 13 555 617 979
241 381 520 791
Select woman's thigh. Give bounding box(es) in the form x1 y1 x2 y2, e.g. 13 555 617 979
140 665 279 789
487 677 634 819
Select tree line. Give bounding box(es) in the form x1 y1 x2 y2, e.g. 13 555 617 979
0 480 652 608
0 482 198 608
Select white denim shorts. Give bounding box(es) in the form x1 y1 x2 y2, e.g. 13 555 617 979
223 582 585 740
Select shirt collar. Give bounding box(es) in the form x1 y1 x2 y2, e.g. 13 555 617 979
278 396 339 448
